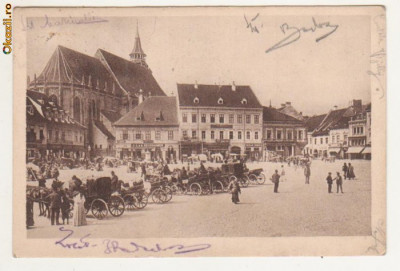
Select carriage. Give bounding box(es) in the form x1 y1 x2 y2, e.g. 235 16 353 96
83 177 125 219
148 178 173 203
185 169 225 195
120 181 148 210
247 168 266 185
221 162 250 187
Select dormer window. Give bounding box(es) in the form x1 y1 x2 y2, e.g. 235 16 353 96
193 97 199 104
241 98 248 105
217 97 224 105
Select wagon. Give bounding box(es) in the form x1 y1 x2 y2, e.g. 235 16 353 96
83 177 125 219
247 168 266 185
120 181 148 210
221 162 250 187
186 170 225 195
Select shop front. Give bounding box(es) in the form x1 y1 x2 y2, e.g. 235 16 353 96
245 143 262 161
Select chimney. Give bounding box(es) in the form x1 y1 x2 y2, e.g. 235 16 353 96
232 81 236 91
286 102 291 106
281 103 286 108
333 105 338 110
138 89 144 104
194 81 198 89
351 99 362 113
33 73 37 89
299 112 303 116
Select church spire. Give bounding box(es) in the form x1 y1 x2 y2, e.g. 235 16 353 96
129 20 148 68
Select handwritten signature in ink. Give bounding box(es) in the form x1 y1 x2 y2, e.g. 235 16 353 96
366 220 386 254
55 227 96 249
265 17 339 54
103 239 211 255
244 13 262 33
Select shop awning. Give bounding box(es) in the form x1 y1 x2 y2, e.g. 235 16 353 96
362 146 371 154
346 146 365 154
328 147 341 153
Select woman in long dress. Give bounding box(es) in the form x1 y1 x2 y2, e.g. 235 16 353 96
73 192 87 226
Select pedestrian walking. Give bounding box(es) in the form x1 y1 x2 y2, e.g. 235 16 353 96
334 172 344 193
304 164 311 184
227 178 241 204
347 163 356 180
280 165 286 182
342 163 348 180
271 170 280 193
47 188 61 225
326 172 333 193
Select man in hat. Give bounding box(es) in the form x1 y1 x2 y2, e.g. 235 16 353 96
326 172 333 193
271 170 280 193
47 188 61 225
334 172 344 193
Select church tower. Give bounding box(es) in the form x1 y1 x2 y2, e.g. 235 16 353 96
129 22 148 68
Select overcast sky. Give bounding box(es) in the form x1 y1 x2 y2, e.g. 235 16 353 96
26 12 371 115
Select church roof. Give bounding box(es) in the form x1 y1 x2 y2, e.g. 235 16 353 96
100 110 122 123
32 46 124 96
130 25 146 56
94 120 115 140
177 83 262 109
114 96 178 127
96 49 165 97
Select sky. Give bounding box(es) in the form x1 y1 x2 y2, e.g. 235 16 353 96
26 11 371 116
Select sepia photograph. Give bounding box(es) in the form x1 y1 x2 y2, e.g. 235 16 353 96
12 6 386 257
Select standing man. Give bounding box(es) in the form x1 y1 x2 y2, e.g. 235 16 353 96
271 170 280 193
111 171 118 192
326 172 333 193
342 163 348 180
48 188 61 225
141 163 147 181
304 164 311 184
334 172 344 193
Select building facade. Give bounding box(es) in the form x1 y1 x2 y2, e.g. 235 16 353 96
26 91 85 160
177 83 263 161
114 96 180 162
27 26 165 159
262 106 307 159
347 103 371 159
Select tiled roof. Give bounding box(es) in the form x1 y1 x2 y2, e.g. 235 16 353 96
177 83 262 109
32 46 124 96
96 49 165 97
94 120 115 140
305 114 326 132
278 105 304 121
114 96 178 127
100 110 122 123
263 106 304 124
312 108 354 136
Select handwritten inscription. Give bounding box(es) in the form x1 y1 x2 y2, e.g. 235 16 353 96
21 13 108 31
265 17 339 54
366 220 386 254
54 227 211 255
244 13 262 33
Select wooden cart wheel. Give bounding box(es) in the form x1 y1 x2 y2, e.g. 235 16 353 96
152 188 167 204
249 174 258 184
91 199 108 220
190 183 202 195
229 175 237 182
257 173 266 184
239 175 250 188
108 195 125 217
212 181 224 193
163 187 173 202
123 194 137 211
133 192 148 209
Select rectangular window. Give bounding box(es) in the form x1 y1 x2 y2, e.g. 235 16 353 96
219 114 224 123
287 131 292 140
298 131 303 140
145 131 151 140
336 134 340 142
315 138 317 145
277 131 282 140
182 130 187 138
229 131 233 140
255 131 259 140
39 129 44 140
211 131 215 139
99 144 102 149
237 114 243 123
238 131 242 140
192 130 196 139
326 137 328 144
320 138 323 144
201 114 206 123
61 131 65 141
254 115 259 124
48 130 52 140
246 131 251 140
155 131 161 140
360 127 364 134
201 131 206 140
332 135 335 143
246 115 251 124
182 113 187 123
353 127 357 135
219 131 224 139
210 114 215 123
123 130 128 140
192 113 197 123
229 114 234 124
136 131 142 140
168 131 174 140
267 130 271 140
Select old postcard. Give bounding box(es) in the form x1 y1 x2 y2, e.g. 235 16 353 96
13 6 386 257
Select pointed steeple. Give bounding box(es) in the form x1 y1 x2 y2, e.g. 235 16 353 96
129 20 148 68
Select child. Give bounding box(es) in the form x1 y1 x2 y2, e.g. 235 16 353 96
60 189 71 225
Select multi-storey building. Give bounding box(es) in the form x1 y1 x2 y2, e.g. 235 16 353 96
262 106 307 159
114 96 179 161
303 114 327 157
177 83 263 161
347 103 371 159
27 26 165 158
26 90 85 160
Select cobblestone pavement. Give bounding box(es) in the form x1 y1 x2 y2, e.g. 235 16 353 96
27 160 371 238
